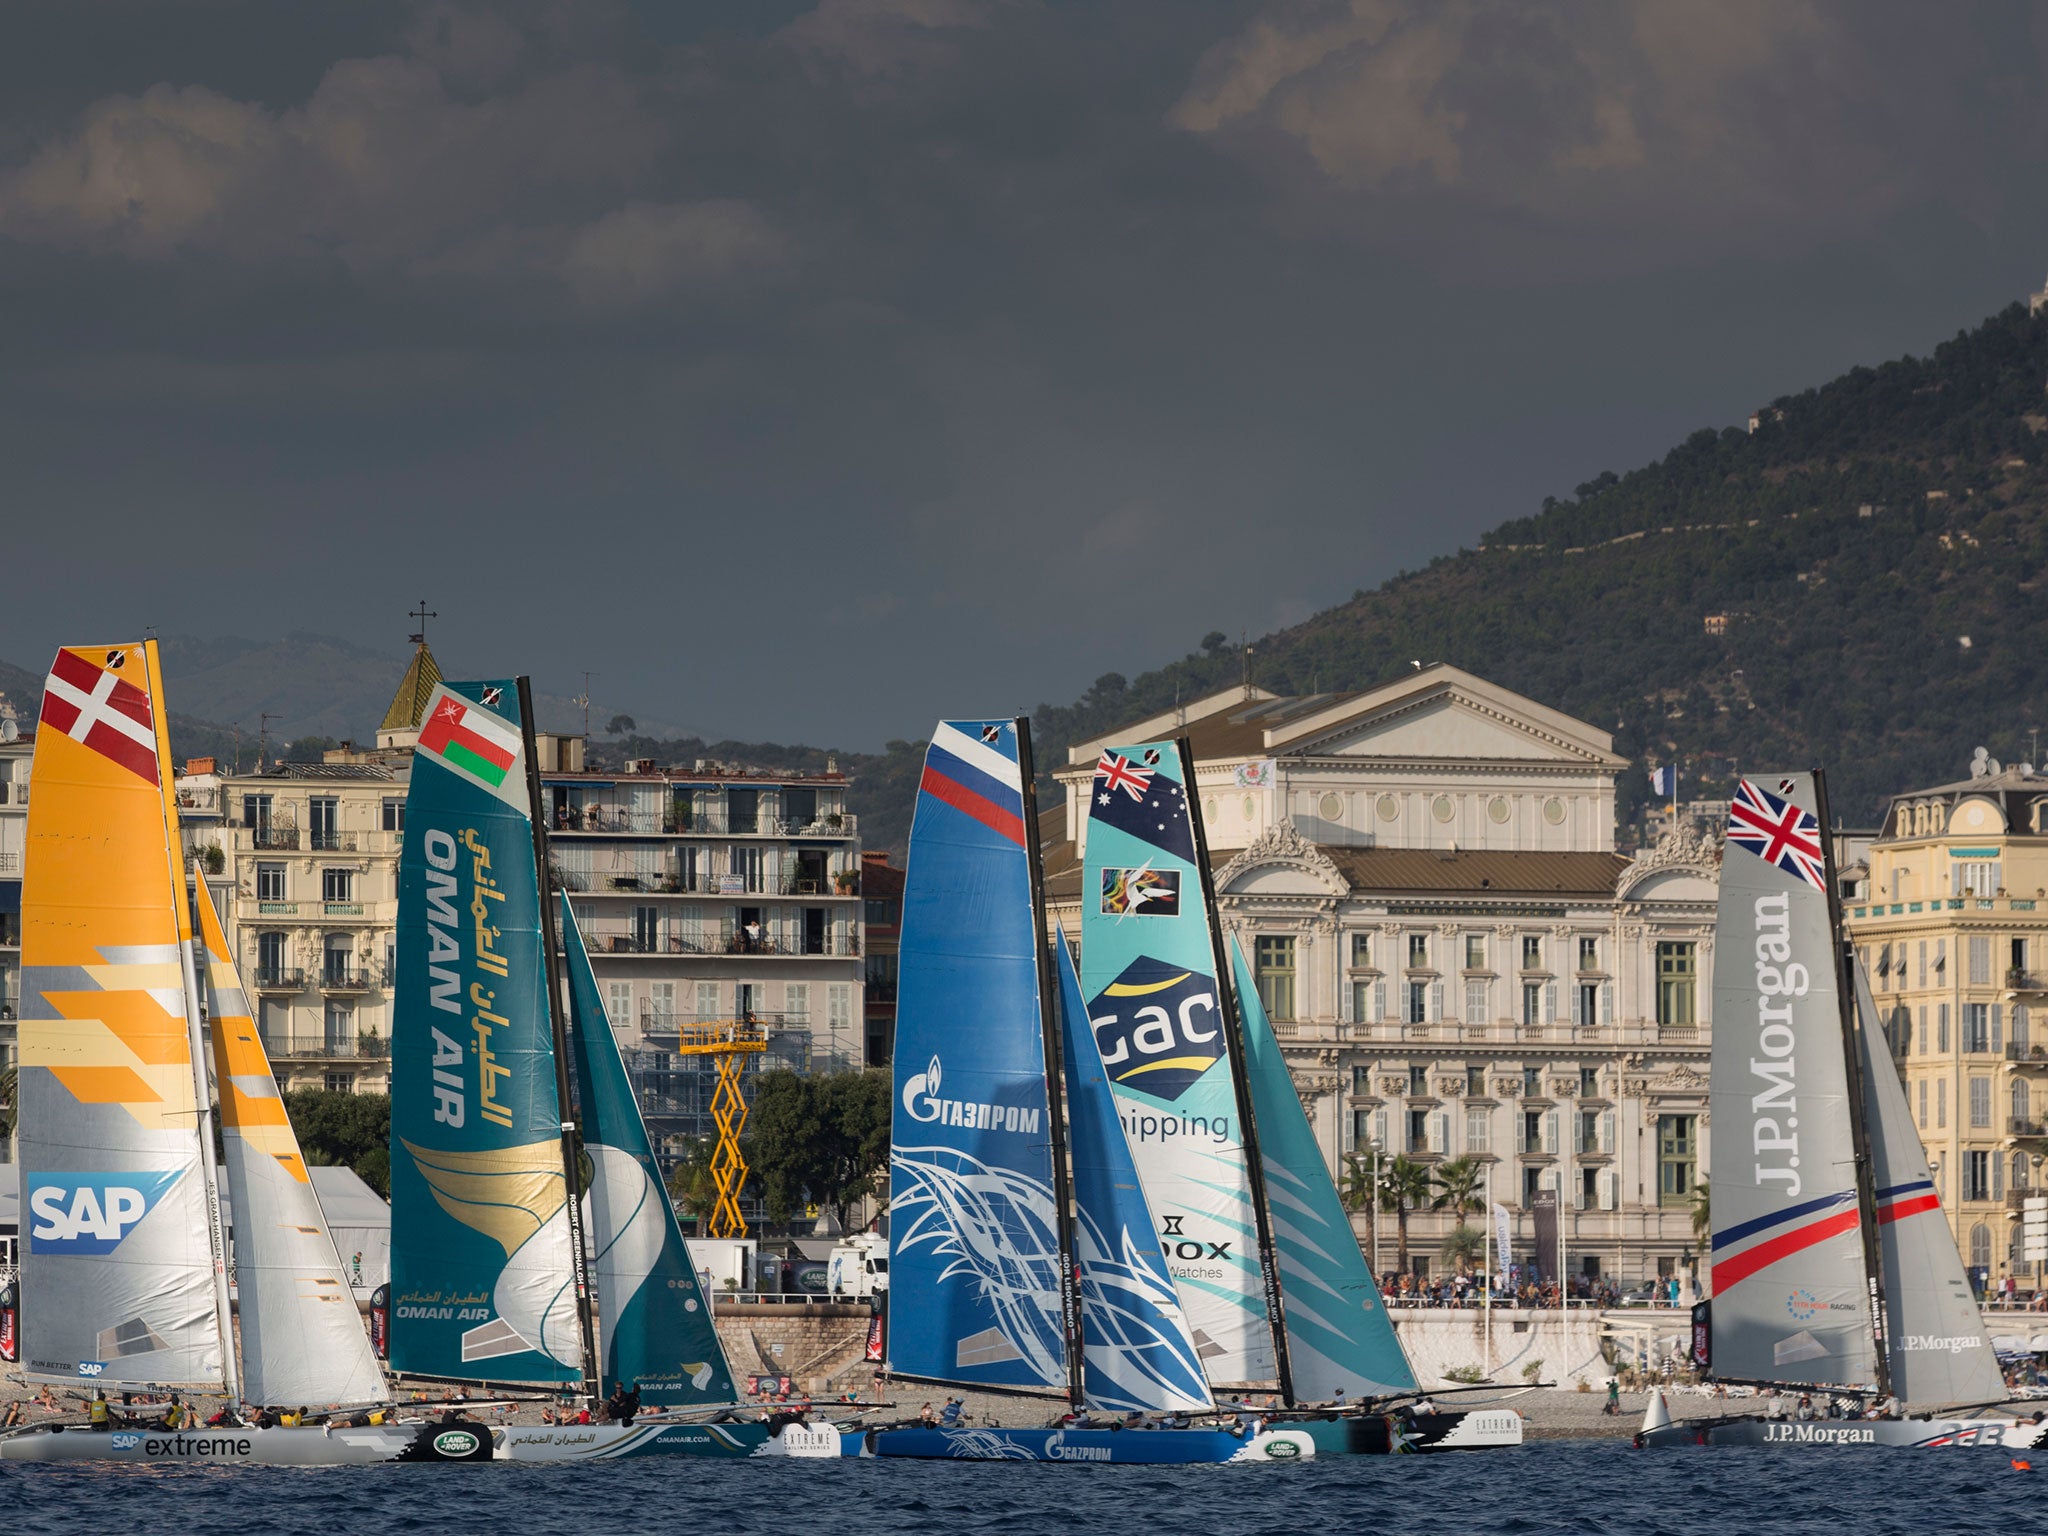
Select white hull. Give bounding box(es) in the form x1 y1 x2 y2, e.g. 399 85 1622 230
0 1422 471 1465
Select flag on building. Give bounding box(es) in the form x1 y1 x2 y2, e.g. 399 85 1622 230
1649 764 1676 798
1234 759 1275 789
419 694 521 788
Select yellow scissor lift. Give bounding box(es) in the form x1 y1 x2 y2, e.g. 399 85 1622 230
668 1019 767 1238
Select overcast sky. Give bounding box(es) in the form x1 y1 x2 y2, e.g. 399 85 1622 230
7 0 2048 746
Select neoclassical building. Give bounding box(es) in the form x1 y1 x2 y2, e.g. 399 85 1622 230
1043 666 1717 1286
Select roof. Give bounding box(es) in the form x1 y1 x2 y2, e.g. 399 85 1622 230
379 642 442 733
255 762 396 781
1041 840 1628 902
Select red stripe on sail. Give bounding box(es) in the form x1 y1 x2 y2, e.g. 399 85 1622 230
420 702 517 770
1878 1193 1942 1226
920 765 1026 847
1711 1207 1862 1294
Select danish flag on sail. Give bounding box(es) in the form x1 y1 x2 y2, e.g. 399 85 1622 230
1727 778 1826 891
38 647 160 785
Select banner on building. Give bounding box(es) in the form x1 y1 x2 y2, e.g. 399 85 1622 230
1234 760 1275 789
1530 1189 1558 1285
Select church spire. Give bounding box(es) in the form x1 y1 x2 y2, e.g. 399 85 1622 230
377 603 443 749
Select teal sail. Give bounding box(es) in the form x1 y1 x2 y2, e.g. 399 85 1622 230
1230 938 1416 1400
1079 739 1275 1386
559 893 738 1406
1055 929 1212 1413
388 681 578 1383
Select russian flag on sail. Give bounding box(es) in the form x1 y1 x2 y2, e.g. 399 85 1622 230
420 694 520 787
917 721 1025 847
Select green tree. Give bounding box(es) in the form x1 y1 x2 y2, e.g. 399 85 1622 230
742 1069 893 1232
665 1137 722 1232
1380 1156 1436 1277
1431 1155 1485 1220
1339 1156 1378 1259
284 1089 392 1196
1440 1223 1485 1274
606 714 636 735
1690 1174 1711 1248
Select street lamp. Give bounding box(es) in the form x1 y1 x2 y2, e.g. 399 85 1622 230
1367 1134 1385 1281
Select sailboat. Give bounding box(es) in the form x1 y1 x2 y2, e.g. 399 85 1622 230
1 641 435 1465
1079 736 1521 1454
871 718 1313 1462
385 676 832 1461
1638 771 2047 1450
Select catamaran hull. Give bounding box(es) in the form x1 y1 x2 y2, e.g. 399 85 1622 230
1638 1415 2048 1450
0 1422 484 1465
1296 1408 1524 1455
497 1420 825 1460
866 1426 1314 1463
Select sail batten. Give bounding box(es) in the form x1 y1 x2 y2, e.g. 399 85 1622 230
387 681 577 1385
560 895 738 1406
17 642 226 1388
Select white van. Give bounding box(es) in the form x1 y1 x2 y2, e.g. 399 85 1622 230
826 1234 888 1300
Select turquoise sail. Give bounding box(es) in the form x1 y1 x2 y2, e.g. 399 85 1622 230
1079 739 1274 1386
1230 938 1415 1400
388 680 578 1384
559 894 738 1406
1056 930 1212 1413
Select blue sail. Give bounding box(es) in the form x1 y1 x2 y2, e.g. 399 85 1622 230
1056 930 1212 1413
1230 938 1416 1400
560 894 737 1407
886 720 1066 1393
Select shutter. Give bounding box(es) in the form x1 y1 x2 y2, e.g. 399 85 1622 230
1543 1110 1559 1154
1374 1109 1389 1150
1876 942 1891 977
1601 1109 1616 1154
1936 939 1947 973
1601 982 1613 1025
1952 865 1964 896
1431 1112 1449 1154
1995 1150 2006 1199
2018 1005 2032 1049
1373 981 1386 1023
1599 1170 1617 1210
1993 861 2004 896
1516 1116 1529 1154
1993 1003 2004 1052
1545 982 1557 1024
1431 981 1445 1022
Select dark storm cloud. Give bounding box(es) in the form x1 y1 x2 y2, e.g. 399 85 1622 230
4 0 2048 745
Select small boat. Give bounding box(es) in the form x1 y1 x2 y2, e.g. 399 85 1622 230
1637 772 2047 1451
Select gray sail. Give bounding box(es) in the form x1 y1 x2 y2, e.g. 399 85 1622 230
1852 964 2006 1405
1708 774 1877 1388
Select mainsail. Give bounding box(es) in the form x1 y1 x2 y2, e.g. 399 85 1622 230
388 681 578 1384
1079 739 1275 1386
1053 930 1212 1413
886 720 1069 1394
1229 938 1415 1401
196 877 386 1407
1708 774 1878 1388
1852 964 2006 1405
559 894 737 1406
16 642 227 1388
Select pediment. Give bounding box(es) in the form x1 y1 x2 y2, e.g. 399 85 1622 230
1214 822 1350 898
1226 864 1333 896
1306 694 1605 764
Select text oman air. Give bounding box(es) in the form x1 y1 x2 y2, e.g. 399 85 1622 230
900 1057 1041 1135
1750 892 1807 1198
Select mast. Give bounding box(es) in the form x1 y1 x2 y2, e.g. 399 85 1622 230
1178 734 1296 1406
1812 767 1891 1398
143 640 239 1403
1018 717 1085 1410
518 676 601 1402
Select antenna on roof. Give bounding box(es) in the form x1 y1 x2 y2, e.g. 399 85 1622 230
1241 632 1254 699
258 712 281 773
408 599 437 646
575 672 596 739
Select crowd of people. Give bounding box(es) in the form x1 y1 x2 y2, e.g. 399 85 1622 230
1376 1269 1689 1310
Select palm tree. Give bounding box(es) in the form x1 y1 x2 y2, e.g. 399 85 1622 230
1690 1173 1711 1248
1380 1156 1436 1277
1439 1223 1485 1274
1431 1155 1485 1220
1339 1156 1379 1259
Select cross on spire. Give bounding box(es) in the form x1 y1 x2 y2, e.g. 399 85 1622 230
408 599 438 646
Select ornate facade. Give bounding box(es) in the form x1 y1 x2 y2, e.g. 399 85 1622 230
1044 667 1717 1285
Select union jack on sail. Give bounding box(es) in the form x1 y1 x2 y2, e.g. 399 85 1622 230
1727 778 1826 892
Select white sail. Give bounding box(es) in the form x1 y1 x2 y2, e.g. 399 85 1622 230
197 877 386 1407
1852 964 2008 1406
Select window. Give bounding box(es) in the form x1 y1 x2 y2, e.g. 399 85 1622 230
1350 980 1372 1022
1521 935 1542 971
308 797 340 850
1658 1115 1696 1207
323 999 351 1052
1939 1004 1950 1053
1580 1167 1599 1211
1917 941 1927 987
323 1072 355 1094
731 845 764 892
1965 1151 1991 1202
2018 1005 2033 1051
2015 1079 2032 1131
864 898 899 928
1937 1078 1947 1128
695 981 721 1021
865 953 898 999
1521 983 1541 1027
1968 935 1992 985
1408 1065 1427 1097
632 905 658 952
1656 943 1697 1026
242 793 272 829
828 983 853 1035
1467 1066 1485 1097
1465 934 1487 970
1918 1078 1927 1128
1959 863 1997 899
1577 984 1598 1028
1970 1223 1992 1271
321 868 352 903
1465 1107 1490 1152
2016 937 2031 979
1408 933 1429 969
726 787 759 834
257 931 286 981
1464 980 1488 1025
1918 1005 1928 1056
1578 936 1598 971
1970 1076 1992 1128
1353 1065 1372 1095
381 797 405 832
1579 1067 1598 1097
1966 1004 1989 1053
322 935 352 985
1407 981 1427 1024
608 981 635 1030
256 863 285 901
1351 933 1372 968
785 982 811 1023
1255 935 1297 1021
1522 1066 1540 1098
1575 1111 1599 1154
1408 1108 1428 1153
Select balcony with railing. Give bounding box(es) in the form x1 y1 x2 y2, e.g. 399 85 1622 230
0 851 20 875
2009 970 2048 993
319 966 375 994
2008 1041 2048 1066
2008 1187 2046 1210
263 1031 391 1060
2010 1116 2048 1139
552 805 858 839
309 830 358 853
323 901 364 917
252 967 305 992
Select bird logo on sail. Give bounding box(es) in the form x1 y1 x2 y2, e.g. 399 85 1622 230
1100 865 1181 918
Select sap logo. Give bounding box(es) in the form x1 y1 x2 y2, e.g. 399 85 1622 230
77 1361 106 1378
110 1431 142 1451
1088 957 1222 1102
27 1171 183 1256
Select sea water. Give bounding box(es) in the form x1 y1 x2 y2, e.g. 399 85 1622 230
0 1442 2032 1535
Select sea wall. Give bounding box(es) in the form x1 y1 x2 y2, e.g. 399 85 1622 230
713 1302 873 1391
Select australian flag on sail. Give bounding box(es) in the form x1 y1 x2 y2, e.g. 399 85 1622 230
1728 778 1826 892
1090 750 1195 864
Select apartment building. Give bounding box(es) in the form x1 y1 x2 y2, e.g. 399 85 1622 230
0 706 27 1092
1846 756 2048 1290
1044 668 1717 1285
